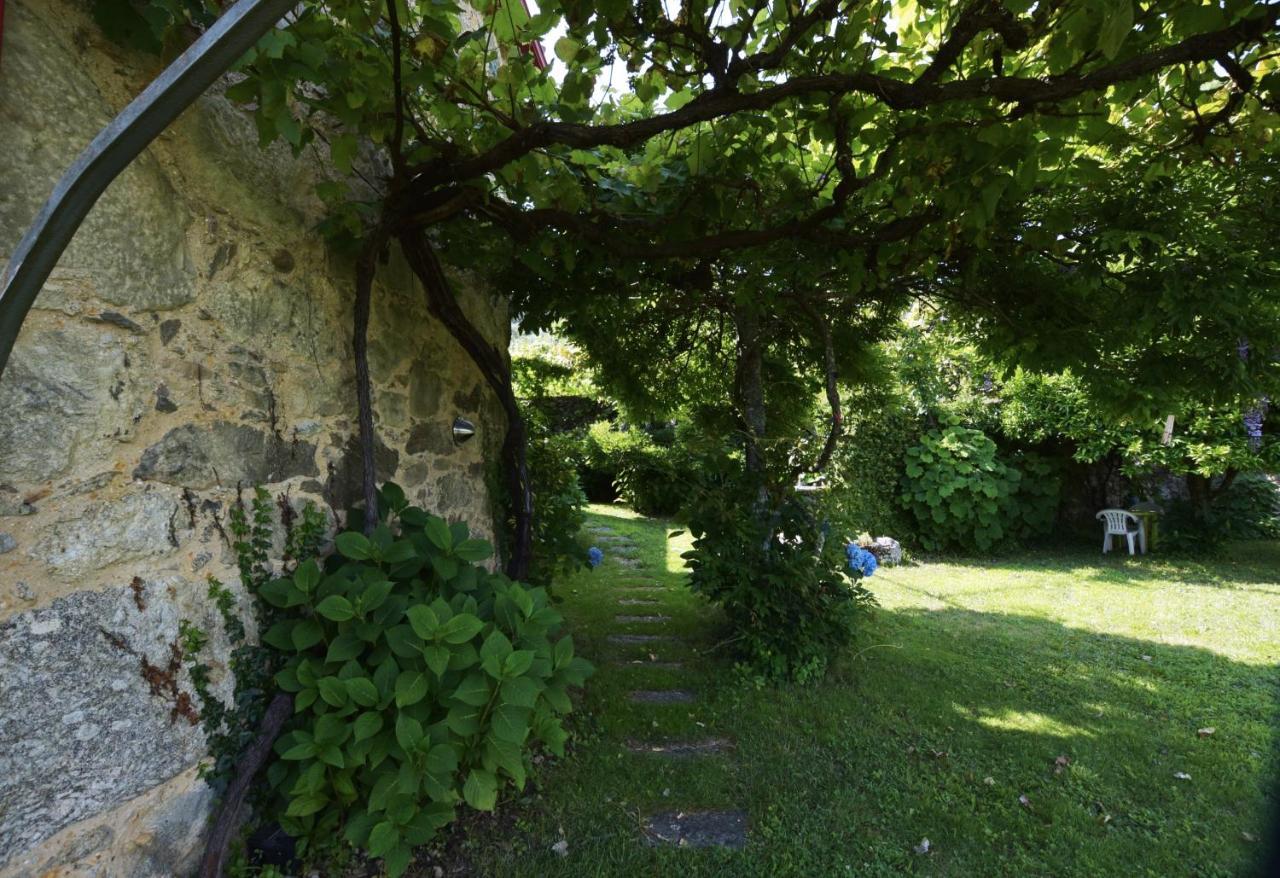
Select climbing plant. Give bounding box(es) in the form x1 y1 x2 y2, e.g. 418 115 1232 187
182 487 328 794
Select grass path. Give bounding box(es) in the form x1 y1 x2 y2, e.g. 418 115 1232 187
454 506 1280 877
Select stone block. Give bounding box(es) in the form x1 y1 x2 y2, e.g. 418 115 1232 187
133 422 318 489
0 586 205 862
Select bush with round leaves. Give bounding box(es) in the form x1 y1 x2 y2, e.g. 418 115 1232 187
901 426 1059 552
259 484 592 876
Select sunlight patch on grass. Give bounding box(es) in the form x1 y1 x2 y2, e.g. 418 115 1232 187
971 708 1096 739
665 526 693 574
871 550 1280 666
585 502 644 521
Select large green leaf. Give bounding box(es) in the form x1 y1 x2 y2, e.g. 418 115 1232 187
395 714 425 751
346 677 379 706
291 618 324 651
353 711 383 742
490 705 531 744
499 676 541 709
394 670 429 707
452 671 491 706
423 644 451 678
406 604 440 639
424 516 453 551
1098 1 1133 60
463 768 498 811
438 612 484 644
316 595 355 622
317 676 349 707
367 820 400 858
335 531 372 560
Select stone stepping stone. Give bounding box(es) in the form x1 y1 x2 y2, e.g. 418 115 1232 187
616 614 671 623
629 690 695 704
618 598 660 606
607 634 674 644
587 525 617 534
627 738 732 757
612 660 684 671
644 811 747 849
616 558 645 569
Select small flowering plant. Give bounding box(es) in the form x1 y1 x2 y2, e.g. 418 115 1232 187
587 546 604 568
845 543 878 578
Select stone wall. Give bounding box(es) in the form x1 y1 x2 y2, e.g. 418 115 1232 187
0 2 509 874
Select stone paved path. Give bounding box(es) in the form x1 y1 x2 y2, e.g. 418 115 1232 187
628 689 696 704
626 738 732 756
644 810 748 849
607 633 672 644
595 522 748 852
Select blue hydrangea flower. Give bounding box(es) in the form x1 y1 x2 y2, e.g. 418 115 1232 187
845 543 878 578
587 546 604 568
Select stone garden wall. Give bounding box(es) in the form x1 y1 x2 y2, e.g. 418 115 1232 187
0 2 509 874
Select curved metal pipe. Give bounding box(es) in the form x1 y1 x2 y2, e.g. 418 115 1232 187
0 0 294 378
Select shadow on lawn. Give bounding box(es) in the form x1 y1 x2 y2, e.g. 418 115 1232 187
822 605 1280 874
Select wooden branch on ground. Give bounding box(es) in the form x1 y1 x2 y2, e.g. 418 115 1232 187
197 692 293 878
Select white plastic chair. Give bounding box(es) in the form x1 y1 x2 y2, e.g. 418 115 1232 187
1096 509 1145 555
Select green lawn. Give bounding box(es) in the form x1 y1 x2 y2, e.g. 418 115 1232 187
446 505 1279 877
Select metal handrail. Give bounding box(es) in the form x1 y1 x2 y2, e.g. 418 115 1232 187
0 0 294 378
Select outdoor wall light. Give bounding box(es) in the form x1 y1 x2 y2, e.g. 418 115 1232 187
452 416 476 445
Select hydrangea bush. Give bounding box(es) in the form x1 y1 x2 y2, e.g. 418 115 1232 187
261 484 593 876
901 426 1059 552
845 544 879 578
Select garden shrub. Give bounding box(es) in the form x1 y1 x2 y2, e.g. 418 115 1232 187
614 444 694 517
1009 452 1063 538
1212 474 1280 539
1159 473 1280 550
525 428 589 586
244 484 591 876
901 426 1060 552
584 420 693 515
683 467 875 683
827 402 920 542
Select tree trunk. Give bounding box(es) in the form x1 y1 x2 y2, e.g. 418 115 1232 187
197 692 293 878
1185 472 1213 522
398 231 533 580
352 235 384 535
733 303 767 480
731 303 774 556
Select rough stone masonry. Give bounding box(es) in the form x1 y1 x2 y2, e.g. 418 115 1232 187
0 2 510 874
